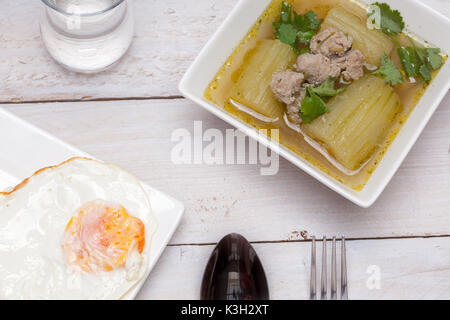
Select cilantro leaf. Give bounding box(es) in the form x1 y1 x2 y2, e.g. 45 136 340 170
303 11 321 31
300 87 330 123
368 2 405 36
398 44 442 83
373 53 403 86
299 78 342 123
292 11 304 31
311 77 344 97
274 2 298 52
280 1 292 24
419 64 431 83
397 47 419 78
293 11 321 32
414 47 428 64
409 40 443 81
273 1 293 37
425 48 443 70
298 30 315 45
366 3 443 84
277 24 298 47
274 3 321 55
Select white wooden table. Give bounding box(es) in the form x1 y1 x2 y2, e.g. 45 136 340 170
1 0 449 300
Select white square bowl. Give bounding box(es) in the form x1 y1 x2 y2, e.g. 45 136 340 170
179 0 450 208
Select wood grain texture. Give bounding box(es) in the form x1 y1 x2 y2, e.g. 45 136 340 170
0 0 448 102
2 0 450 299
136 237 450 300
5 93 449 244
0 0 238 102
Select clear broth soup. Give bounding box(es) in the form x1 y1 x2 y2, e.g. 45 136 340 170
204 0 444 190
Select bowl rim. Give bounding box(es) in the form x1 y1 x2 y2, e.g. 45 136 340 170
179 0 450 208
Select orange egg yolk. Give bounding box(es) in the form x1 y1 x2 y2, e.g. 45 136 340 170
63 200 145 273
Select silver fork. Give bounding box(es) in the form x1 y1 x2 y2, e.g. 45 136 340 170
310 236 348 300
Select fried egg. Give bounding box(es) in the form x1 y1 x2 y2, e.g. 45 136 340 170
0 157 157 299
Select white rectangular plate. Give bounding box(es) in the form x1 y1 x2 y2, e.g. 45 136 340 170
0 107 184 300
179 0 450 208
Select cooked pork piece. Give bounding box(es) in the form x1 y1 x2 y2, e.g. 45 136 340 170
308 28 364 81
310 28 353 57
270 27 366 122
286 88 306 125
270 70 305 105
294 53 341 85
332 49 365 81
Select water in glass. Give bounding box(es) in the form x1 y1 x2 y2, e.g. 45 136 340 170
40 0 134 73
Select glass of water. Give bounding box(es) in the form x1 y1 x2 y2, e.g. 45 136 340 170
40 0 134 73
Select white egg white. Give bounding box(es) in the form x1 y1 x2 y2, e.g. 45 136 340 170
0 157 157 300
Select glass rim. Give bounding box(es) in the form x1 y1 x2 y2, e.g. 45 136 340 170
41 0 126 16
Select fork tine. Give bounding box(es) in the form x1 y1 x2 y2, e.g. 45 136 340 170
341 237 348 300
320 236 327 300
330 236 337 300
310 236 317 300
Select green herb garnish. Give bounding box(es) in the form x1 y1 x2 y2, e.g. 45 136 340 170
279 0 292 24
368 3 443 83
299 78 343 123
373 53 403 86
397 45 443 83
311 77 344 97
415 47 444 72
274 2 321 54
276 24 298 48
300 48 311 55
425 48 444 70
397 47 419 78
419 64 432 83
368 2 405 36
293 10 321 32
298 30 316 45
300 87 330 123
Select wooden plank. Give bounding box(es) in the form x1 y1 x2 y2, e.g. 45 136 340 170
4 94 449 244
0 0 238 102
0 0 448 102
136 237 450 299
